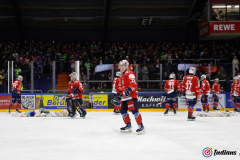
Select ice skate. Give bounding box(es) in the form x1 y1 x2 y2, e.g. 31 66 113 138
173 109 177 114
234 108 239 112
120 123 132 133
187 114 196 121
80 111 87 118
16 108 21 113
114 109 120 114
69 113 76 118
7 107 11 114
164 109 168 115
136 123 145 135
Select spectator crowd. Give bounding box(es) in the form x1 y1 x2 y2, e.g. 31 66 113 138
0 40 240 92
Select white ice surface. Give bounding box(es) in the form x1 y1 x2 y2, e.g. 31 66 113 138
0 112 240 160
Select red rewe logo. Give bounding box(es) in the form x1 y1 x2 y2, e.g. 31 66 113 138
214 24 235 31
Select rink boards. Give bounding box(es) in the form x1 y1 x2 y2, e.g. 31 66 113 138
0 92 235 112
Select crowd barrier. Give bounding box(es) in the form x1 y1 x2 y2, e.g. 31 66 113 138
0 92 235 111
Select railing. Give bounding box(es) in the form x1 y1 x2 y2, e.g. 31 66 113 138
5 59 238 93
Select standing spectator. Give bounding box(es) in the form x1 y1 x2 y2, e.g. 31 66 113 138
163 72 169 80
0 71 4 93
141 65 149 89
232 56 239 75
218 66 226 78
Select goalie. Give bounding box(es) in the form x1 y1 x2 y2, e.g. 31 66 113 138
66 72 86 118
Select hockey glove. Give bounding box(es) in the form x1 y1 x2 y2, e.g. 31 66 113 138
113 99 121 106
73 87 81 94
125 87 132 96
213 93 217 99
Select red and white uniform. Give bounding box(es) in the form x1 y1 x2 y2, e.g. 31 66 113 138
212 83 222 97
182 75 200 99
231 82 239 97
112 77 121 94
120 69 138 100
180 81 184 93
201 80 210 96
67 80 84 99
11 80 22 94
164 79 181 94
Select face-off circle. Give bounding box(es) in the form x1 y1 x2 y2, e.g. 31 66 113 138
202 147 212 158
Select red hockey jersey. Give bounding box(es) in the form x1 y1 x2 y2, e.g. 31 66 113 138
165 79 180 94
11 80 23 94
67 80 84 99
201 79 210 95
120 69 138 100
231 82 239 96
112 77 121 94
182 75 200 99
180 81 184 93
212 83 222 95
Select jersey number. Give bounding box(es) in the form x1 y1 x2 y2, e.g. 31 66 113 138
186 82 192 90
169 82 174 89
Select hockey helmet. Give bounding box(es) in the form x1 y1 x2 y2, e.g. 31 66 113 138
189 67 196 75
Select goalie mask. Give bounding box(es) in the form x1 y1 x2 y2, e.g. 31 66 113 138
18 75 23 81
69 72 78 80
118 60 129 72
215 78 219 83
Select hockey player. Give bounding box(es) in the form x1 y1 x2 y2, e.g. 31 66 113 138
164 73 180 115
231 76 240 112
8 75 24 113
200 74 210 112
66 72 86 118
115 60 145 134
112 71 122 114
182 67 200 120
180 77 185 97
212 78 222 111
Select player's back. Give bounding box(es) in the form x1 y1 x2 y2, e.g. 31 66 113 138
183 75 200 99
165 79 179 94
201 79 210 95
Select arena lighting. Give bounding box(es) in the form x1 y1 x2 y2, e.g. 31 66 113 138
235 5 239 8
212 5 232 8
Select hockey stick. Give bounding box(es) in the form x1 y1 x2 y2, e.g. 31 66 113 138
218 101 229 112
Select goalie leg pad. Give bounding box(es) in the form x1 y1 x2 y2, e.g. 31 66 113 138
66 97 74 113
72 98 83 114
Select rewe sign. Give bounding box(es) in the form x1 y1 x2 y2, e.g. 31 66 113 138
210 22 240 33
213 24 235 31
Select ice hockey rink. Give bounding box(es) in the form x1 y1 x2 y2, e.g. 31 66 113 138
0 111 240 160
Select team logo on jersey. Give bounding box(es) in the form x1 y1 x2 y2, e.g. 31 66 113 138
202 147 213 158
